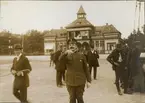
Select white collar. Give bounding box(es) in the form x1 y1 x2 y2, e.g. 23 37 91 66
16 53 22 61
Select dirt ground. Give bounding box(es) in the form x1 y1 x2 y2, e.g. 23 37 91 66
0 57 145 103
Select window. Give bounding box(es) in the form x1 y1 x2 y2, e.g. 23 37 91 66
96 41 99 47
100 41 104 47
107 42 116 50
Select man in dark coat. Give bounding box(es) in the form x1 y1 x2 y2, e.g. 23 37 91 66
107 43 124 95
87 46 99 80
49 50 54 67
129 41 144 93
59 39 91 103
53 45 65 87
121 43 132 94
11 44 32 103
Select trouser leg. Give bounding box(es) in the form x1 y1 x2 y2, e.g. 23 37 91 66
13 88 21 101
115 68 121 93
56 71 62 86
20 87 27 103
89 66 92 77
93 66 97 79
76 85 85 103
50 60 51 66
123 70 129 92
62 71 65 81
67 85 76 103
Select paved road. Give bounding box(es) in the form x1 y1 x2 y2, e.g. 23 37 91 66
0 59 145 103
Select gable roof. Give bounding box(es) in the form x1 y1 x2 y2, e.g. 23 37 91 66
44 29 67 37
102 24 120 33
95 24 120 33
66 18 94 28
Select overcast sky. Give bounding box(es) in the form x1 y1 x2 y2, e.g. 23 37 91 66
0 1 144 38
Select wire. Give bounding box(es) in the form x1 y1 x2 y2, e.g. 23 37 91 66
138 1 142 30
133 0 138 31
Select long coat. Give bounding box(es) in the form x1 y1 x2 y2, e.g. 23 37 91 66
11 54 32 89
53 50 66 71
59 52 91 86
129 47 141 77
87 50 99 67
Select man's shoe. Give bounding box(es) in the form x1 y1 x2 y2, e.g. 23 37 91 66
118 91 123 95
57 84 63 88
124 90 133 94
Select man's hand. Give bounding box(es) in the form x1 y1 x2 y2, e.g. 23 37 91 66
11 70 17 75
65 50 73 55
16 71 23 76
114 62 119 66
86 82 91 88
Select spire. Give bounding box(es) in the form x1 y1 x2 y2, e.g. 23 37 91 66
77 5 86 19
77 5 86 15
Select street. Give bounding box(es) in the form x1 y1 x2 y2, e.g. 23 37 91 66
0 56 145 103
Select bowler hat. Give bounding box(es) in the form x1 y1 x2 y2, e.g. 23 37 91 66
14 44 23 50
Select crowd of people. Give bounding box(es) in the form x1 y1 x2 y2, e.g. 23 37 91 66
52 38 145 102
10 38 145 103
107 41 145 95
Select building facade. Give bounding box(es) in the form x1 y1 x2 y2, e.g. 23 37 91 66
44 6 121 55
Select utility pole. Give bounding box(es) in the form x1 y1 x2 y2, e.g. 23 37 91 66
21 34 24 52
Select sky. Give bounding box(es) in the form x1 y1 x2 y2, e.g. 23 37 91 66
0 1 144 38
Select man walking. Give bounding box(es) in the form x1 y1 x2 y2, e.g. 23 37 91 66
87 46 99 80
11 44 32 103
59 39 91 103
53 45 65 87
49 50 54 67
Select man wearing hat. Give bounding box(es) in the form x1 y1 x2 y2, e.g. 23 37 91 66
10 44 32 103
107 43 124 95
53 44 65 87
59 38 91 103
87 45 99 80
128 41 144 93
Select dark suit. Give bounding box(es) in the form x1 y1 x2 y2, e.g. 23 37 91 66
59 51 91 103
11 54 32 103
53 50 65 86
128 47 144 92
107 49 123 93
87 50 99 79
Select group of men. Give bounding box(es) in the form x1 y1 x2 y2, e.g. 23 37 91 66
10 38 144 103
53 38 100 103
107 41 145 95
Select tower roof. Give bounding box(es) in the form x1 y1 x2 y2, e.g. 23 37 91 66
77 5 86 14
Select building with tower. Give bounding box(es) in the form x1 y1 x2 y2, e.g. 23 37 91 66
44 6 121 54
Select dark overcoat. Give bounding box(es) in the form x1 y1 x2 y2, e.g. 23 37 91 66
129 47 141 77
87 50 99 67
53 50 66 71
11 54 32 89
